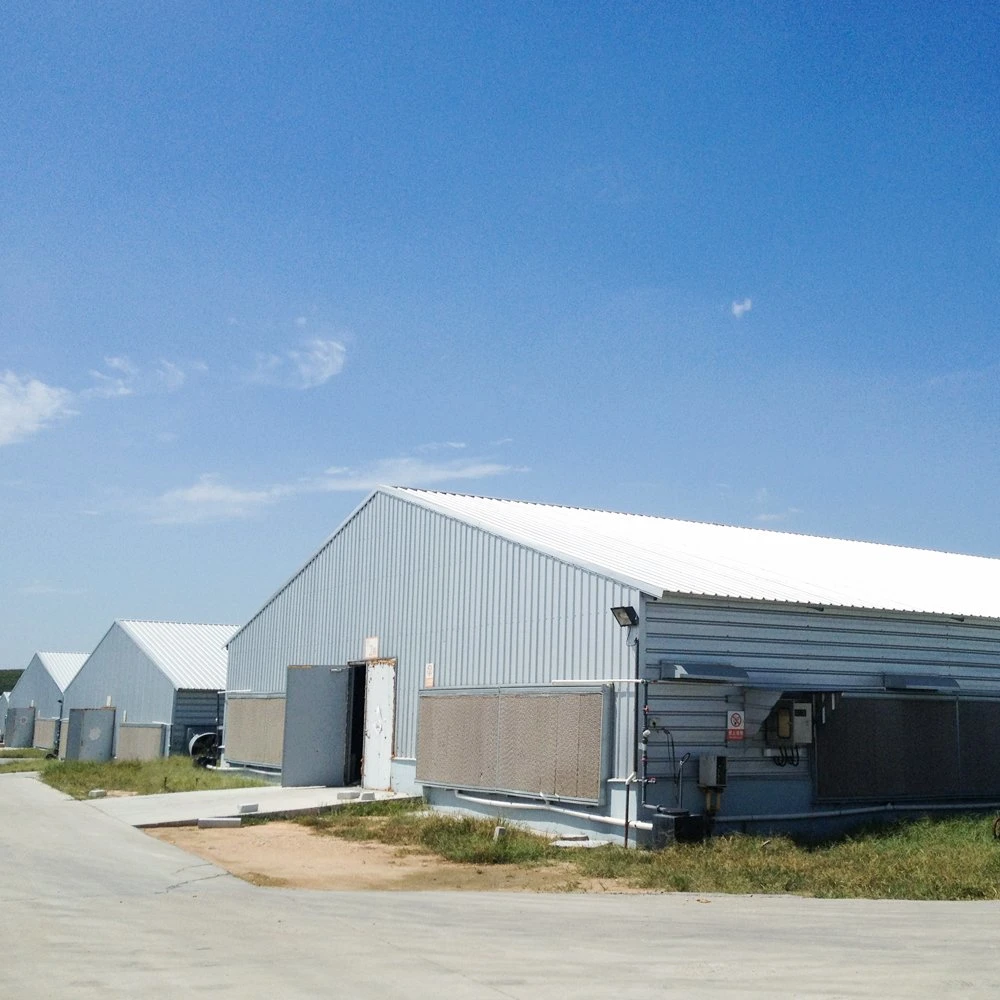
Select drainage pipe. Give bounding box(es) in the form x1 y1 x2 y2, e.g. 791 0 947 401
721 800 1000 824
453 789 653 833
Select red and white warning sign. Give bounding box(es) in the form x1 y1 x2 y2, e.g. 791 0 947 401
727 709 745 742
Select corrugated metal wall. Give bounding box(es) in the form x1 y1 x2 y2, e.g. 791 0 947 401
171 690 224 754
63 624 176 755
7 656 62 719
228 491 640 775
643 596 1000 816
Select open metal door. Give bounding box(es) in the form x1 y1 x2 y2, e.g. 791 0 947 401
281 665 351 788
362 659 396 790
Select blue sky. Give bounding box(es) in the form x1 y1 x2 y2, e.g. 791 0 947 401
2 1 998 666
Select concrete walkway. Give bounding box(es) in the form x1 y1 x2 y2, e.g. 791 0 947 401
3 769 1000 998
83 780 398 826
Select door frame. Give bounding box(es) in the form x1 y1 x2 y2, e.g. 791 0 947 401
361 657 397 790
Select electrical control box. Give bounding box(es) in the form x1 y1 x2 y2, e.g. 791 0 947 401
765 699 814 747
698 753 727 789
792 701 813 744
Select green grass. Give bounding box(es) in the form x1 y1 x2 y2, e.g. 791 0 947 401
294 803 1000 899
0 747 49 758
0 758 55 773
299 798 554 865
39 756 269 799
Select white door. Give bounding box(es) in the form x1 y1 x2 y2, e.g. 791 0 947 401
362 660 396 789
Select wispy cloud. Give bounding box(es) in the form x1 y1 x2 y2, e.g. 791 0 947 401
0 371 76 446
749 486 801 524
755 507 802 524
290 339 347 388
84 355 139 398
416 441 467 453
922 363 1000 391
731 298 752 319
310 456 525 492
156 360 187 391
248 336 347 390
18 581 87 597
148 453 526 524
149 474 296 524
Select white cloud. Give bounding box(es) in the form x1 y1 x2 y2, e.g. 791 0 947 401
755 507 802 524
248 337 348 390
149 474 295 524
148 453 525 524
85 355 139 398
289 339 347 388
0 371 76 446
417 441 467 453
313 456 525 492
156 360 186 391
731 298 752 318
18 581 87 596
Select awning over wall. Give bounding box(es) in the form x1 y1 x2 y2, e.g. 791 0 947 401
659 662 750 683
883 674 961 693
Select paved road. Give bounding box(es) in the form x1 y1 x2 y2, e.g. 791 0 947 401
2 770 999 999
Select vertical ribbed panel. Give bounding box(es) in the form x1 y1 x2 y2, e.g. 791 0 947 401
228 492 640 775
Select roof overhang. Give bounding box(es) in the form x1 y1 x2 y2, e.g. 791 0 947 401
883 674 961 693
659 661 750 683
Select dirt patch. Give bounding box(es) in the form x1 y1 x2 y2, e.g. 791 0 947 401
149 821 639 893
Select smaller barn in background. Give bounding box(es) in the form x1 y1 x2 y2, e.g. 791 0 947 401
0 691 11 742
4 652 88 750
63 620 237 761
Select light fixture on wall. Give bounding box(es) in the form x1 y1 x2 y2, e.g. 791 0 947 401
610 605 639 628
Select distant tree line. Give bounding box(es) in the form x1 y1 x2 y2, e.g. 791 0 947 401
0 669 22 691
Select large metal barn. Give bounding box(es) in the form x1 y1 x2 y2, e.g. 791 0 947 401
225 487 1000 842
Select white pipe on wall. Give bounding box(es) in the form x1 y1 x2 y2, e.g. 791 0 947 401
452 789 653 832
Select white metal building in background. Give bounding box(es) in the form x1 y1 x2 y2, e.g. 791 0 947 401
226 488 1000 842
63 620 237 761
4 652 88 750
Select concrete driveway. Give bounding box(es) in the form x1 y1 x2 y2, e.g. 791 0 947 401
2 770 998 999
83 780 396 827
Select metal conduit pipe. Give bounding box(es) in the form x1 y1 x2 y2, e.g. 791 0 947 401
453 789 653 832
722 800 1000 824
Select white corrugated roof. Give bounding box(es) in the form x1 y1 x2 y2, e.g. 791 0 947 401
387 488 1000 620
35 652 89 691
116 621 238 690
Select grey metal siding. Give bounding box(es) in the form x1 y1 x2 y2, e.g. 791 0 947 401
63 624 176 754
642 596 1000 817
228 491 641 776
171 690 224 754
7 656 62 720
